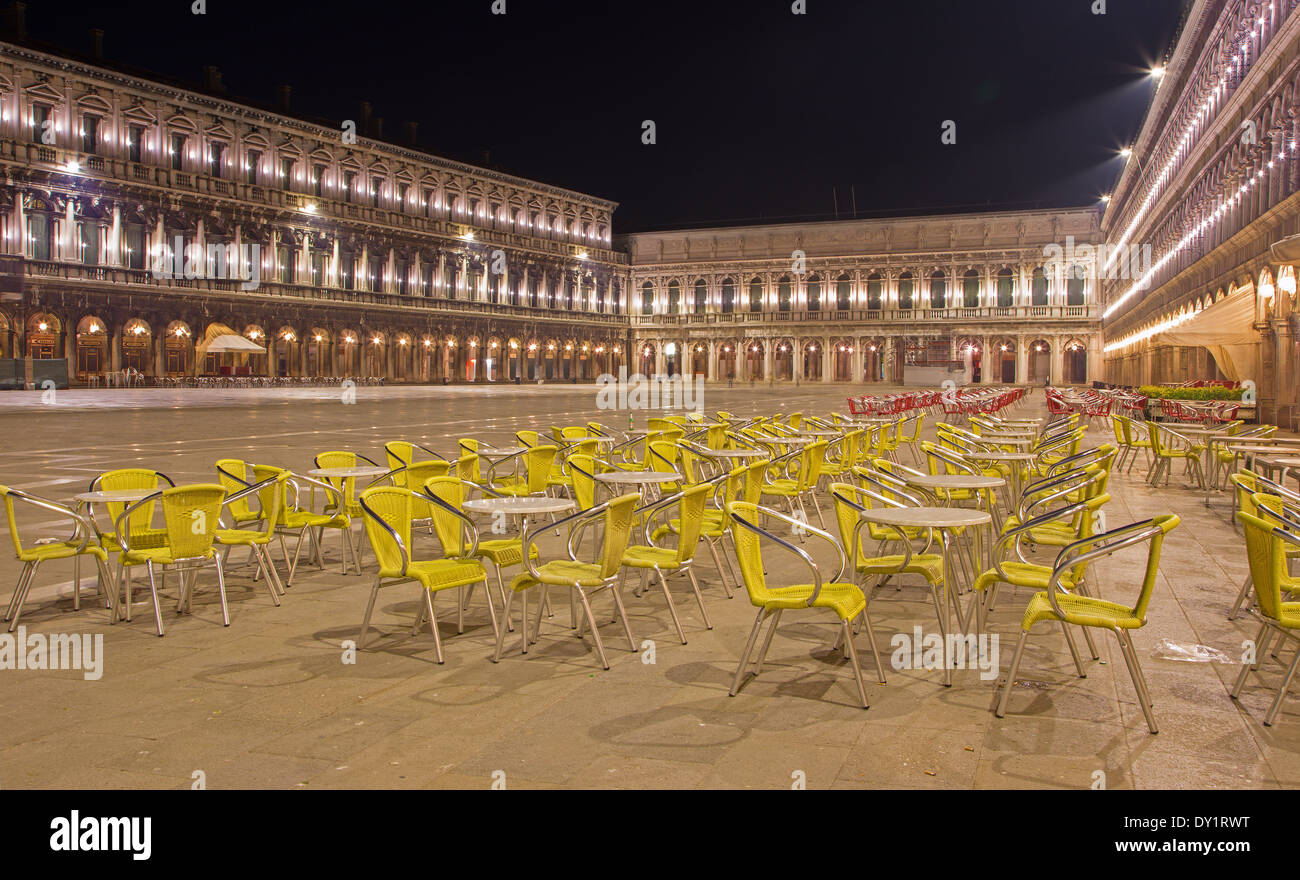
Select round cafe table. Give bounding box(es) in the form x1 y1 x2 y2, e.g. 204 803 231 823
857 506 991 687
595 470 681 503
463 495 576 636
74 487 165 619
963 451 1034 501
699 448 767 461
306 466 390 574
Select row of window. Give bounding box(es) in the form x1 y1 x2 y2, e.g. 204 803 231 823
26 105 609 243
22 214 623 311
638 268 1088 315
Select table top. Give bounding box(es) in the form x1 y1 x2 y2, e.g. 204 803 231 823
1261 456 1300 468
463 496 576 515
965 451 1035 461
478 445 530 458
595 470 682 484
75 488 159 503
903 473 1005 490
859 506 992 528
1229 445 1292 455
699 448 766 459
307 466 390 479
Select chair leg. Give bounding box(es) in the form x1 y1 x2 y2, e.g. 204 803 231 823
1060 622 1086 678
145 560 165 637
730 608 769 696
608 583 637 651
1229 574 1254 620
685 568 712 630
995 629 1030 718
1117 630 1158 733
213 554 230 626
753 608 784 676
5 561 36 628
706 539 734 598
357 579 381 649
655 569 688 644
840 619 870 709
1232 622 1270 699
492 588 517 662
1264 640 1300 726
859 606 887 684
422 590 445 664
576 587 610 670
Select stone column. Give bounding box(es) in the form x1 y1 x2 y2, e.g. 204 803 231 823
820 340 831 382
1050 335 1065 386
1015 335 1028 385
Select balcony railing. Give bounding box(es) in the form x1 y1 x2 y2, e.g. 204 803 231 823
630 304 1096 327
5 258 628 324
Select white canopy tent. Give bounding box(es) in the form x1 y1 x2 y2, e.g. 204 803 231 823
1155 289 1258 381
202 334 266 354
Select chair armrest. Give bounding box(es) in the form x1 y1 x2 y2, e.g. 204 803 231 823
111 490 164 553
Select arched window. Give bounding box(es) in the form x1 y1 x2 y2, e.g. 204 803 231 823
1067 265 1086 305
667 280 681 314
836 273 851 310
997 268 1014 307
898 272 914 310
749 277 763 312
641 281 653 315
693 279 707 314
963 269 980 307
721 278 736 313
1031 266 1048 305
806 275 821 312
930 271 946 309
778 275 792 311
867 273 883 310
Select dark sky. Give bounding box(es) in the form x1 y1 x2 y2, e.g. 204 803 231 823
21 0 1185 232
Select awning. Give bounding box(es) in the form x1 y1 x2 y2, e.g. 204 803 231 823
1155 289 1257 381
204 334 265 353
195 323 265 356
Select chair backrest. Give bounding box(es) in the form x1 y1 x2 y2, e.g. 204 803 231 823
94 468 173 537
671 483 711 563
215 458 257 521
596 493 640 579
457 452 480 483
1110 415 1128 447
726 501 771 600
227 470 287 541
384 441 416 480
516 430 540 448
158 484 226 560
252 464 293 526
315 451 363 507
521 445 558 493
407 459 452 490
1239 499 1296 623
648 440 680 479
422 476 472 556
799 440 828 489
359 486 413 577
743 460 767 503
567 454 599 510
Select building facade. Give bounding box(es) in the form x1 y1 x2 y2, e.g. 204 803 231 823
0 39 631 385
1101 0 1300 429
622 209 1103 387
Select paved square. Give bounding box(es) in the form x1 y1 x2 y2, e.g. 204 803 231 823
0 385 1295 789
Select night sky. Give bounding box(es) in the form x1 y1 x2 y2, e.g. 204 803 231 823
18 0 1185 232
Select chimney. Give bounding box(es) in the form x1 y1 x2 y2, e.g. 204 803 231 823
359 101 372 136
202 65 224 93
374 117 384 140
89 28 103 59
276 84 291 113
404 121 418 146
4 2 26 40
